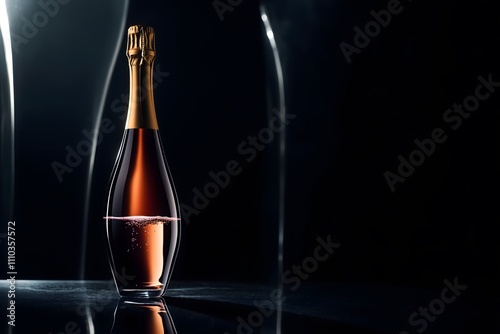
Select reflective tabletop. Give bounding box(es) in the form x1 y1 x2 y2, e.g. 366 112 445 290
0 280 497 333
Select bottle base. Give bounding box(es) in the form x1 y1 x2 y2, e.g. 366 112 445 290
119 288 164 298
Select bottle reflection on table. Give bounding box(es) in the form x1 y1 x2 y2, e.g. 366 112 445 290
110 297 177 334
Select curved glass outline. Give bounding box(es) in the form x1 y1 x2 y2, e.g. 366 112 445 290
78 2 130 333
260 4 286 333
79 0 131 281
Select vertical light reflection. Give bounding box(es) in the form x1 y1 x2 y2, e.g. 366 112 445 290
0 0 15 227
0 16 15 334
260 6 285 334
85 305 95 334
79 2 129 333
79 0 130 282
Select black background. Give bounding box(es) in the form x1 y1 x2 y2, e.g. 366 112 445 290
3 0 500 300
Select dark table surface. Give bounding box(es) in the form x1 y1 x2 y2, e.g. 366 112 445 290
0 280 498 333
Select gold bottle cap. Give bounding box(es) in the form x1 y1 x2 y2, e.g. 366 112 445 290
126 25 155 58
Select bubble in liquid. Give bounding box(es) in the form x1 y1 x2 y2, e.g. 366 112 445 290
104 215 180 228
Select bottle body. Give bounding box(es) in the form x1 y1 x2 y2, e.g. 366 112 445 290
106 129 180 297
105 25 180 298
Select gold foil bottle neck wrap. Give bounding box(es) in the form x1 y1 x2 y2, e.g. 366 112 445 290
125 24 159 130
126 25 155 59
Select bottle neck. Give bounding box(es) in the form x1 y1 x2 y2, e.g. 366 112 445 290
125 54 159 129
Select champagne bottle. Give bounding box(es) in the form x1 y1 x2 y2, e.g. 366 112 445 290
104 25 181 298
